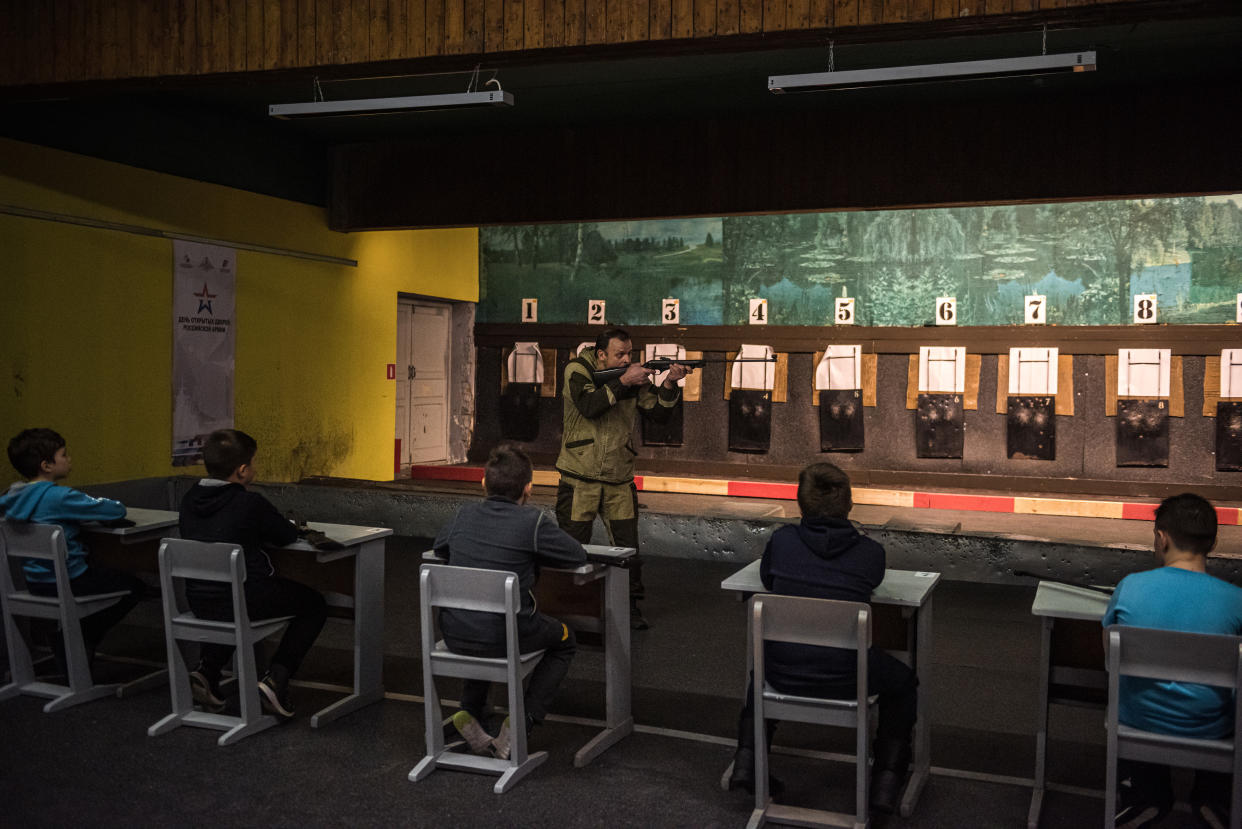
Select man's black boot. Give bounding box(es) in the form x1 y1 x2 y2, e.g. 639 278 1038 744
870 737 912 815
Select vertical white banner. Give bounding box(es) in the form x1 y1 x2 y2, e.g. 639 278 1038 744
172 241 235 465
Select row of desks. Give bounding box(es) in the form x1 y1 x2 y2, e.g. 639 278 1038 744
89 508 1110 822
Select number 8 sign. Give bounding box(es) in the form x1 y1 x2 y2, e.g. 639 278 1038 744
1133 293 1157 325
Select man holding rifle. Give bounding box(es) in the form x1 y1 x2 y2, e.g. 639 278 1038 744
555 327 691 630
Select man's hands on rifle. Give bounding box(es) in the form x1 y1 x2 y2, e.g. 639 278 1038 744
663 362 693 387
619 364 655 386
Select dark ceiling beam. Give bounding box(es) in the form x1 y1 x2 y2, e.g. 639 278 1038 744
329 80 1242 229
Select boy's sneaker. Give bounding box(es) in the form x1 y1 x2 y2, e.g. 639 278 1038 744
451 711 495 755
491 717 513 761
1114 777 1172 829
258 672 295 719
1194 800 1229 829
190 667 226 713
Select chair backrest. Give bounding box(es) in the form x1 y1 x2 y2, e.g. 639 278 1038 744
1107 624 1242 689
752 593 872 652
420 563 520 616
0 520 72 593
158 538 247 585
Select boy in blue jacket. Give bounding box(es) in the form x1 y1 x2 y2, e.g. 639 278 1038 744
727 462 918 814
0 428 144 667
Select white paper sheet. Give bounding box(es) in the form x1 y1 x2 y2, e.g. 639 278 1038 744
1008 347 1058 396
1117 349 1170 398
815 345 862 391
918 346 966 393
508 342 544 384
731 344 775 390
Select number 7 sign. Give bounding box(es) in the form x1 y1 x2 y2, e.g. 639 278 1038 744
1024 295 1046 325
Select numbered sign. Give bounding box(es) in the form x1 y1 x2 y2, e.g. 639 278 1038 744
935 297 957 326
662 298 680 325
587 300 606 324
835 297 856 325
1133 293 1157 325
1236 294 1242 323
749 298 768 325
1024 294 1047 325
521 298 538 323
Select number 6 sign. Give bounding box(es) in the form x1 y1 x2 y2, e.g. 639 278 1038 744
935 297 957 326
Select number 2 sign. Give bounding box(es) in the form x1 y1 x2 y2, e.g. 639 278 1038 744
588 300 606 324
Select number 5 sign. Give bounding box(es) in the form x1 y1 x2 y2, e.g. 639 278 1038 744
834 297 856 325
935 297 957 326
1024 295 1046 325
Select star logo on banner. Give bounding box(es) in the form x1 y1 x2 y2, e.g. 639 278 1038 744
193 283 217 314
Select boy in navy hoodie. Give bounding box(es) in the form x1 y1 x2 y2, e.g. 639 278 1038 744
179 429 326 719
727 462 918 815
0 428 144 667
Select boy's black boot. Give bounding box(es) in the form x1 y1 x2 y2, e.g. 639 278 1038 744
870 737 912 815
728 717 783 796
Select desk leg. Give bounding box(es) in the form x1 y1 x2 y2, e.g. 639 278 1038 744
311 539 386 728
720 596 754 791
900 595 933 818
574 563 634 766
1028 616 1053 829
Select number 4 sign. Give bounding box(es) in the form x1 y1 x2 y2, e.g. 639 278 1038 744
588 300 606 324
1133 293 1158 325
1024 295 1046 325
749 298 768 325
835 297 856 325
662 299 680 324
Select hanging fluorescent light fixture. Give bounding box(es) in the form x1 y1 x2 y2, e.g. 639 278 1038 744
269 89 512 119
270 68 513 119
769 51 1096 94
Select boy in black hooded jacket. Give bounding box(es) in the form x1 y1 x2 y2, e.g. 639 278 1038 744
727 462 918 815
179 429 327 720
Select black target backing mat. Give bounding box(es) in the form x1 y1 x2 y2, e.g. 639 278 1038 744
498 382 541 442
729 389 772 453
1007 395 1055 461
916 393 964 459
1115 398 1169 468
819 389 864 452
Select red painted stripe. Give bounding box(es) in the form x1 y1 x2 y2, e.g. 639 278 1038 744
1216 507 1240 526
408 465 485 483
1121 503 1158 521
633 476 645 491
727 481 798 500
923 493 1015 513
394 439 401 477
912 492 932 509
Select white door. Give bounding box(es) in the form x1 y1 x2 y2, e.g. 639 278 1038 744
396 300 451 471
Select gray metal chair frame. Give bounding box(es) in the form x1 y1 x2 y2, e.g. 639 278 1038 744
147 539 293 746
0 520 131 712
409 563 548 794
750 594 875 829
1105 624 1242 829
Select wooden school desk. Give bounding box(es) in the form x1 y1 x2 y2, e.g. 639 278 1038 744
720 561 941 818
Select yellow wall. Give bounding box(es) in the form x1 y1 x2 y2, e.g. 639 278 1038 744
0 138 478 485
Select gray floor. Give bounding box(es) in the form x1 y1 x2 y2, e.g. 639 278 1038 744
0 538 1213 828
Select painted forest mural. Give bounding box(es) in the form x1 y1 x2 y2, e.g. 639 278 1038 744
478 195 1242 327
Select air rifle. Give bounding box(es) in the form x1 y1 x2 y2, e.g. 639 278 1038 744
592 356 777 384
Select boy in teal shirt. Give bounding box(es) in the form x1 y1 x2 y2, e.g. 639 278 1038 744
0 428 144 668
1103 493 1242 829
